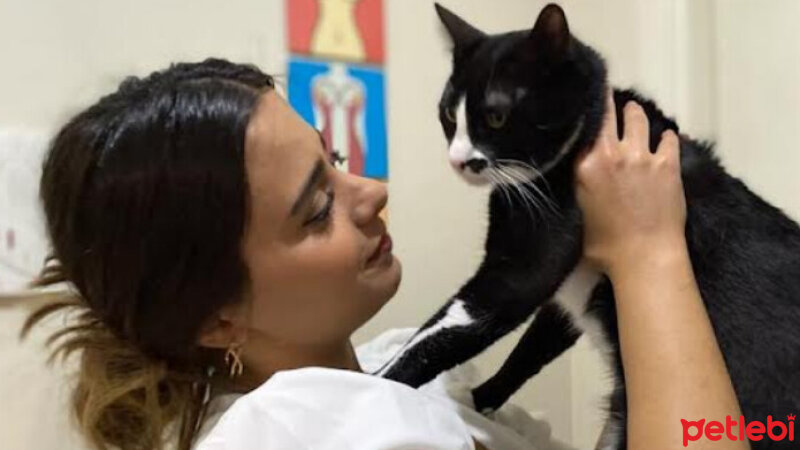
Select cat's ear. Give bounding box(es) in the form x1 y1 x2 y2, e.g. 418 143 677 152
435 3 486 51
529 3 571 58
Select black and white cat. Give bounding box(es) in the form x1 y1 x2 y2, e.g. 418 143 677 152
377 3 800 449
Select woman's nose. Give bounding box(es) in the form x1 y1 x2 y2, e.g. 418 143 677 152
349 175 388 227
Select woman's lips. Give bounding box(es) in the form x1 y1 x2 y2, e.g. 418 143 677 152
366 233 392 267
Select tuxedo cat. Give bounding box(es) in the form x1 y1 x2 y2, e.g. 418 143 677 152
377 3 800 448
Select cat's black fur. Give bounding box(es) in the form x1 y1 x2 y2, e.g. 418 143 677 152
377 3 800 449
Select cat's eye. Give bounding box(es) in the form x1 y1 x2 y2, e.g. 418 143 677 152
486 112 507 129
444 107 457 123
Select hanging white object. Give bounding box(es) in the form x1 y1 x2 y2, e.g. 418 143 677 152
0 128 50 295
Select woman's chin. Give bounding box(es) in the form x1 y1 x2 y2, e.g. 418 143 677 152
365 254 402 306
386 255 402 293
379 255 402 297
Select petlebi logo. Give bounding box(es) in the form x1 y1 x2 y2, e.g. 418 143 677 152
682 414 795 447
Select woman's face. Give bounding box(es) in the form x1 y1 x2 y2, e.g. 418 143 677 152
240 91 401 350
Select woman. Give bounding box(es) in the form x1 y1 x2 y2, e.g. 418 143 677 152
22 59 743 449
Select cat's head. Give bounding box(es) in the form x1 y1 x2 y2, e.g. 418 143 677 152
435 3 605 187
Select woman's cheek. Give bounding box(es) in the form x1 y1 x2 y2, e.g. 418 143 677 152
253 220 365 340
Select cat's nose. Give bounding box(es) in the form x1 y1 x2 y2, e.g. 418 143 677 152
464 158 488 173
449 157 465 171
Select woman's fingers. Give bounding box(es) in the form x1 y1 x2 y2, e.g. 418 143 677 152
657 130 681 167
600 88 618 142
575 89 618 186
623 101 650 154
574 91 688 274
573 146 597 188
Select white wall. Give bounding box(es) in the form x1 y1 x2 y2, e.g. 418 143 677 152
0 1 290 447
713 0 800 218
1 1 798 449
0 0 287 129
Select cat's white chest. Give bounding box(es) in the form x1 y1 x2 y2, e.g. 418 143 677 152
552 264 613 361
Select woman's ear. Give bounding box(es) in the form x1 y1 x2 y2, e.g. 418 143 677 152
196 302 249 349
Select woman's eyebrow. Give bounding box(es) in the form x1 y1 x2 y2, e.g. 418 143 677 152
289 158 325 218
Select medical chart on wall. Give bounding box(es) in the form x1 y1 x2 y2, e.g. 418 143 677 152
286 0 389 197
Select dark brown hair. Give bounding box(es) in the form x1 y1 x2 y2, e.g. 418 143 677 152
20 58 274 450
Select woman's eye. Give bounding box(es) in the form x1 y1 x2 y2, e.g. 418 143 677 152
443 106 457 123
305 189 335 226
486 111 507 129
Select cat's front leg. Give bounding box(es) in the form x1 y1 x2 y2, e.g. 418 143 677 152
377 195 584 388
373 296 517 387
375 263 550 388
471 301 581 414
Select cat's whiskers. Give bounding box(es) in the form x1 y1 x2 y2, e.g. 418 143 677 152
505 167 555 219
485 169 513 207
490 165 542 223
485 168 516 206
515 165 561 218
486 167 534 220
494 159 561 218
523 158 558 202
505 159 560 216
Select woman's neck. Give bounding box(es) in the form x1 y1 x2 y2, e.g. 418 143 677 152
234 339 361 392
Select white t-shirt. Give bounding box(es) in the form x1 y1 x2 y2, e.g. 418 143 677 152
194 329 573 450
196 367 476 449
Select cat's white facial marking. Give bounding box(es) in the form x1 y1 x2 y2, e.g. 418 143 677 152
449 96 491 186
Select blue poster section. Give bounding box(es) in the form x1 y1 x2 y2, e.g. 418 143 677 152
288 56 388 179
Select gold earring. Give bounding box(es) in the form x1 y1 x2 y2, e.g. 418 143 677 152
224 344 244 378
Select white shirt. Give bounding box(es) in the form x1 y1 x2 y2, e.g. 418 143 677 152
195 329 573 450
197 367 476 449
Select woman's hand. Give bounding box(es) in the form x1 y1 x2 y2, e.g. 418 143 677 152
574 90 686 278
573 91 746 449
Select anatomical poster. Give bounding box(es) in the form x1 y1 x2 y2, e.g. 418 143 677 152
286 0 388 180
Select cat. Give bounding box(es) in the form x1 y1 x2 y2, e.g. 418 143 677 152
376 3 800 449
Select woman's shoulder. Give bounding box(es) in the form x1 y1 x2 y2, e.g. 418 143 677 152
194 367 475 450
